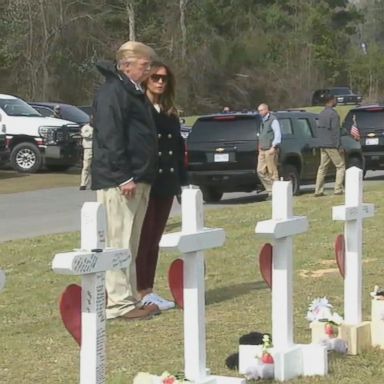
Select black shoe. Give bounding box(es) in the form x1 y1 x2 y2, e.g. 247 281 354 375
79 186 86 190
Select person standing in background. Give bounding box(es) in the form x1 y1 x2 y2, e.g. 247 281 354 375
314 95 345 197
79 120 93 190
91 41 160 321
136 61 188 310
257 103 281 199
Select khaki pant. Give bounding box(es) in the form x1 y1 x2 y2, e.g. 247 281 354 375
97 183 150 319
315 148 345 194
80 148 92 187
257 149 279 194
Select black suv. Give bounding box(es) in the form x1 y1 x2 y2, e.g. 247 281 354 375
312 87 362 106
187 111 363 202
343 105 384 172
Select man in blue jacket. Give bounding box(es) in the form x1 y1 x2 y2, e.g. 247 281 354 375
91 41 159 321
314 95 345 196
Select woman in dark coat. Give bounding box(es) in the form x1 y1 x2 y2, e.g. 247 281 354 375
136 61 188 310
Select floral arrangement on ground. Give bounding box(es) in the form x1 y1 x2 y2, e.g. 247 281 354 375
133 371 189 384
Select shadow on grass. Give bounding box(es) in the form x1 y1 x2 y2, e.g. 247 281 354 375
207 193 268 206
166 220 182 232
206 280 267 305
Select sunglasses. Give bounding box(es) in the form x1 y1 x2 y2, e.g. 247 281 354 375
150 74 168 83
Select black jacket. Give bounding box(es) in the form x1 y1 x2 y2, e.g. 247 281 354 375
91 61 158 190
150 107 188 197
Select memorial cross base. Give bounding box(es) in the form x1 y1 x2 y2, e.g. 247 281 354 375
371 299 384 349
338 322 371 355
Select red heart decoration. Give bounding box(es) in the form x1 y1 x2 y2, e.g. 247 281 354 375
259 243 273 289
60 284 82 346
335 234 346 279
168 258 184 309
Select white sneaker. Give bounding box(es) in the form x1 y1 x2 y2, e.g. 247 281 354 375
142 292 175 311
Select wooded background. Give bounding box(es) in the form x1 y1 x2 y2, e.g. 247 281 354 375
1 0 384 114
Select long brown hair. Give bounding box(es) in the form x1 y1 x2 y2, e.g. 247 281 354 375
144 60 178 117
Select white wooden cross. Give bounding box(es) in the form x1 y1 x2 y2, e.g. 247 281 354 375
160 186 245 384
52 202 131 384
0 269 5 292
332 166 374 325
255 181 308 350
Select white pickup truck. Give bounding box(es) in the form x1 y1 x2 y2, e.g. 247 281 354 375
0 94 82 172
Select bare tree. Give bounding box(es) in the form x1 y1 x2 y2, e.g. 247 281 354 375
126 0 136 41
179 0 188 62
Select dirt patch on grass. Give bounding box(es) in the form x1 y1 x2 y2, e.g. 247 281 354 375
299 258 378 278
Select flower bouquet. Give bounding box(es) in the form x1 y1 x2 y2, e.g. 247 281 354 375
133 371 189 384
244 334 274 381
306 297 347 353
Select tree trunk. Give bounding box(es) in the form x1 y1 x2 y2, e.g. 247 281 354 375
39 0 49 100
179 0 188 62
126 1 136 41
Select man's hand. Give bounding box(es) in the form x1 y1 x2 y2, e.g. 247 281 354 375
269 147 276 155
120 180 137 199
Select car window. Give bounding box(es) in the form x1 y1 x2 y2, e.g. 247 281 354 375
189 116 260 142
32 106 53 117
330 88 352 95
344 110 384 131
61 105 90 124
0 98 41 117
293 118 313 138
278 118 293 136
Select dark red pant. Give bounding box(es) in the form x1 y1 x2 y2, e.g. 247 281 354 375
136 195 174 291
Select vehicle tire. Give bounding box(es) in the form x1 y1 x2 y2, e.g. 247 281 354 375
46 164 72 172
281 164 300 195
10 142 42 173
201 187 223 203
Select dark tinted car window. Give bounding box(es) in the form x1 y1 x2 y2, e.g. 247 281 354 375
344 110 384 131
189 116 260 142
279 118 293 135
294 118 313 138
33 106 52 117
330 88 352 95
60 105 89 124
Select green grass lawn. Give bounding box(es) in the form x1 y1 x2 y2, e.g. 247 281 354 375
0 183 383 383
0 168 80 194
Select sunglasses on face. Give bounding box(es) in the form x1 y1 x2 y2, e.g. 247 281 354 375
150 74 168 83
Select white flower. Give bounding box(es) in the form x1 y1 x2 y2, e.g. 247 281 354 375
329 312 344 325
306 297 343 324
133 372 156 384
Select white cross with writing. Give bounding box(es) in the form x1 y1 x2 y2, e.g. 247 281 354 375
160 187 245 384
332 166 374 325
52 202 131 384
255 181 308 349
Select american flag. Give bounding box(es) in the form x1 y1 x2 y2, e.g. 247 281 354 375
350 114 360 141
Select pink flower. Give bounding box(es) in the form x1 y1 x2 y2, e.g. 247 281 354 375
163 377 176 384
